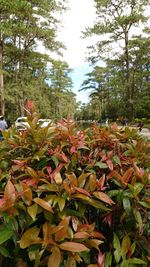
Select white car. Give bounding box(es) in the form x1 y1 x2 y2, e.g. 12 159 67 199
15 117 52 130
37 119 52 128
15 117 29 130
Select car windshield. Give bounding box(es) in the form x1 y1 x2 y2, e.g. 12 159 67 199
17 118 27 122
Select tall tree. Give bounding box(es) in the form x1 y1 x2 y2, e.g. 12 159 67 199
0 0 65 116
80 66 110 119
85 0 149 120
48 60 74 119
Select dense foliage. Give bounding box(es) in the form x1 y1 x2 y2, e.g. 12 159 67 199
0 106 149 266
83 0 150 121
0 0 77 121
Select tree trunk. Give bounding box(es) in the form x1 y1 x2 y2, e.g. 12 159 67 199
124 30 134 121
0 37 5 116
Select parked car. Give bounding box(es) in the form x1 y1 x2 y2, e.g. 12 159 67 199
37 119 52 128
15 117 29 130
15 117 52 130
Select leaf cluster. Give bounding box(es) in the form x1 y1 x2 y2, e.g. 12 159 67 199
0 110 149 266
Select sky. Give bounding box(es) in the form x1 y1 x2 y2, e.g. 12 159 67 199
56 0 97 103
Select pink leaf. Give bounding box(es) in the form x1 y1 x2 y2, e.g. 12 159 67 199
97 251 105 267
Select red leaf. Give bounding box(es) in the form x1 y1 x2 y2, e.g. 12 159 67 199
0 198 5 207
74 187 91 197
26 99 33 110
71 216 78 232
106 160 114 171
61 152 68 163
97 251 105 267
97 175 106 191
103 213 112 227
59 242 89 252
12 160 25 167
123 168 134 183
70 146 77 153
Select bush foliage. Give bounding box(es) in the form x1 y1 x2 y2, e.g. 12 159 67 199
0 108 150 266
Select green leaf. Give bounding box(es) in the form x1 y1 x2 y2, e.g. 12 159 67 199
105 251 112 267
113 233 121 264
133 209 143 231
133 183 144 196
0 246 10 257
0 228 13 245
121 235 131 256
139 201 150 209
128 258 147 264
95 162 108 169
120 260 128 267
113 155 121 166
123 197 131 214
51 156 59 167
73 193 111 211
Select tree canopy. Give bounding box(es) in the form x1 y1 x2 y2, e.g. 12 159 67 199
83 0 150 121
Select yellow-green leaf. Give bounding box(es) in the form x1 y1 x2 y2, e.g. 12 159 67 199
19 227 41 249
26 167 37 178
27 204 38 221
54 172 63 185
78 173 90 187
34 198 53 213
93 192 115 205
20 181 32 205
4 180 16 202
48 246 61 267
121 235 131 256
57 197 65 212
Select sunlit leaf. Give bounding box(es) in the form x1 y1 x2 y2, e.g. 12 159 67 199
93 192 115 205
19 227 41 248
66 172 78 186
26 167 37 178
78 173 91 187
122 168 134 183
95 162 108 169
73 193 111 211
86 239 103 250
48 246 61 267
128 258 147 264
34 198 53 213
4 180 16 202
121 235 131 256
74 231 90 239
89 173 97 192
54 172 62 185
59 242 89 252
27 204 38 221
75 187 91 197
19 181 32 205
57 197 65 211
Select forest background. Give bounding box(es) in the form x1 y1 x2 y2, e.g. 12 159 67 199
0 0 149 124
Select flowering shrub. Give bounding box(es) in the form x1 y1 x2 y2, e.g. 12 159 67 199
0 111 149 266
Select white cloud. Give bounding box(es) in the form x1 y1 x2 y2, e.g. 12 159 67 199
57 0 97 68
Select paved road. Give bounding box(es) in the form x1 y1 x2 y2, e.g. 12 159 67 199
139 128 150 139
117 126 150 139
